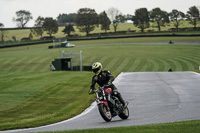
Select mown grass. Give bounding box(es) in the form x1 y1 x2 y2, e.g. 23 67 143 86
1 37 200 74
0 71 95 130
41 120 200 133
0 37 200 130
76 37 200 73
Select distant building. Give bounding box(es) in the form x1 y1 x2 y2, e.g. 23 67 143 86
125 20 133 23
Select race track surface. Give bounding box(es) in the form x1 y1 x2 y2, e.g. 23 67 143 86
1 71 200 133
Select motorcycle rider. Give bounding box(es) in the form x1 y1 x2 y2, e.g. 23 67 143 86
89 62 126 106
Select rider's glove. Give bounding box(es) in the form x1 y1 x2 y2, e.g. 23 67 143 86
104 84 109 88
108 80 112 85
88 88 95 95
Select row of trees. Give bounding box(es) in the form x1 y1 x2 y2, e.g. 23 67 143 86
0 6 200 41
63 6 200 36
0 16 59 42
133 6 200 32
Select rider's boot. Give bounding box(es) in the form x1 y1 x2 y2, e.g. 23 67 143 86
114 91 126 107
118 93 129 108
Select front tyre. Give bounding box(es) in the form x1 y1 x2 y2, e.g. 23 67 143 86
98 103 112 122
119 107 129 119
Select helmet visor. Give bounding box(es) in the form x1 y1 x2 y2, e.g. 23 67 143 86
92 68 99 73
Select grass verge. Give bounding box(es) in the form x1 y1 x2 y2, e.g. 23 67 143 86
41 120 200 133
0 71 95 130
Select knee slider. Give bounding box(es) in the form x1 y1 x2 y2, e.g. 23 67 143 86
113 91 120 97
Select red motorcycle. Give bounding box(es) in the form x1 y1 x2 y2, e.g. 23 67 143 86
89 85 129 122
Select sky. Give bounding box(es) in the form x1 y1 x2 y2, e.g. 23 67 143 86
0 0 199 28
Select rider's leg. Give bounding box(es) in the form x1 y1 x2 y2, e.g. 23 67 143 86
109 84 126 106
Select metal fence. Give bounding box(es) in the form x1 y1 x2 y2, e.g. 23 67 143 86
61 50 83 71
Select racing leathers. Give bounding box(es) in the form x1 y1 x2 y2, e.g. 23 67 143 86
90 70 125 106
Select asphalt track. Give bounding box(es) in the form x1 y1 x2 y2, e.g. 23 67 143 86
1 71 200 133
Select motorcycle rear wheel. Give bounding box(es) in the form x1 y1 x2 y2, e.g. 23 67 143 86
119 107 129 119
98 103 112 122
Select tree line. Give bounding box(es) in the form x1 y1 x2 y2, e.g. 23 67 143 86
0 6 200 42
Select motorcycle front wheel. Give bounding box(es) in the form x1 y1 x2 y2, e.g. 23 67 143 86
98 103 112 122
119 106 129 119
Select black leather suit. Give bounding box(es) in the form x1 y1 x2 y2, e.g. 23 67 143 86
90 70 125 105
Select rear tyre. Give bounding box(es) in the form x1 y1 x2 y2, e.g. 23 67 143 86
119 107 129 119
98 103 112 122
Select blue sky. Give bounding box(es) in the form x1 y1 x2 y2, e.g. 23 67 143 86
0 0 199 27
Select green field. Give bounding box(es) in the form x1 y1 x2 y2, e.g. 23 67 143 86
0 37 200 131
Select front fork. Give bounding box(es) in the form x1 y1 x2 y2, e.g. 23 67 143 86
96 91 110 111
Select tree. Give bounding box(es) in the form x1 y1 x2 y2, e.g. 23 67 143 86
0 23 7 43
57 13 77 23
75 8 98 36
43 17 58 37
186 6 200 30
13 10 33 28
116 14 126 23
107 7 122 33
169 10 185 31
132 8 150 32
12 35 17 42
0 23 4 43
112 20 120 33
62 24 75 37
29 33 33 40
31 16 45 37
150 8 169 32
99 11 111 33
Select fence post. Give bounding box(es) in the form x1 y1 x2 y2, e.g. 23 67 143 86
80 50 82 71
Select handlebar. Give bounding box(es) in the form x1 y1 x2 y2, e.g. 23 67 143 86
88 84 110 95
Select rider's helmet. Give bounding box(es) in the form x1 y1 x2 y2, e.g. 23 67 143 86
92 62 102 75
